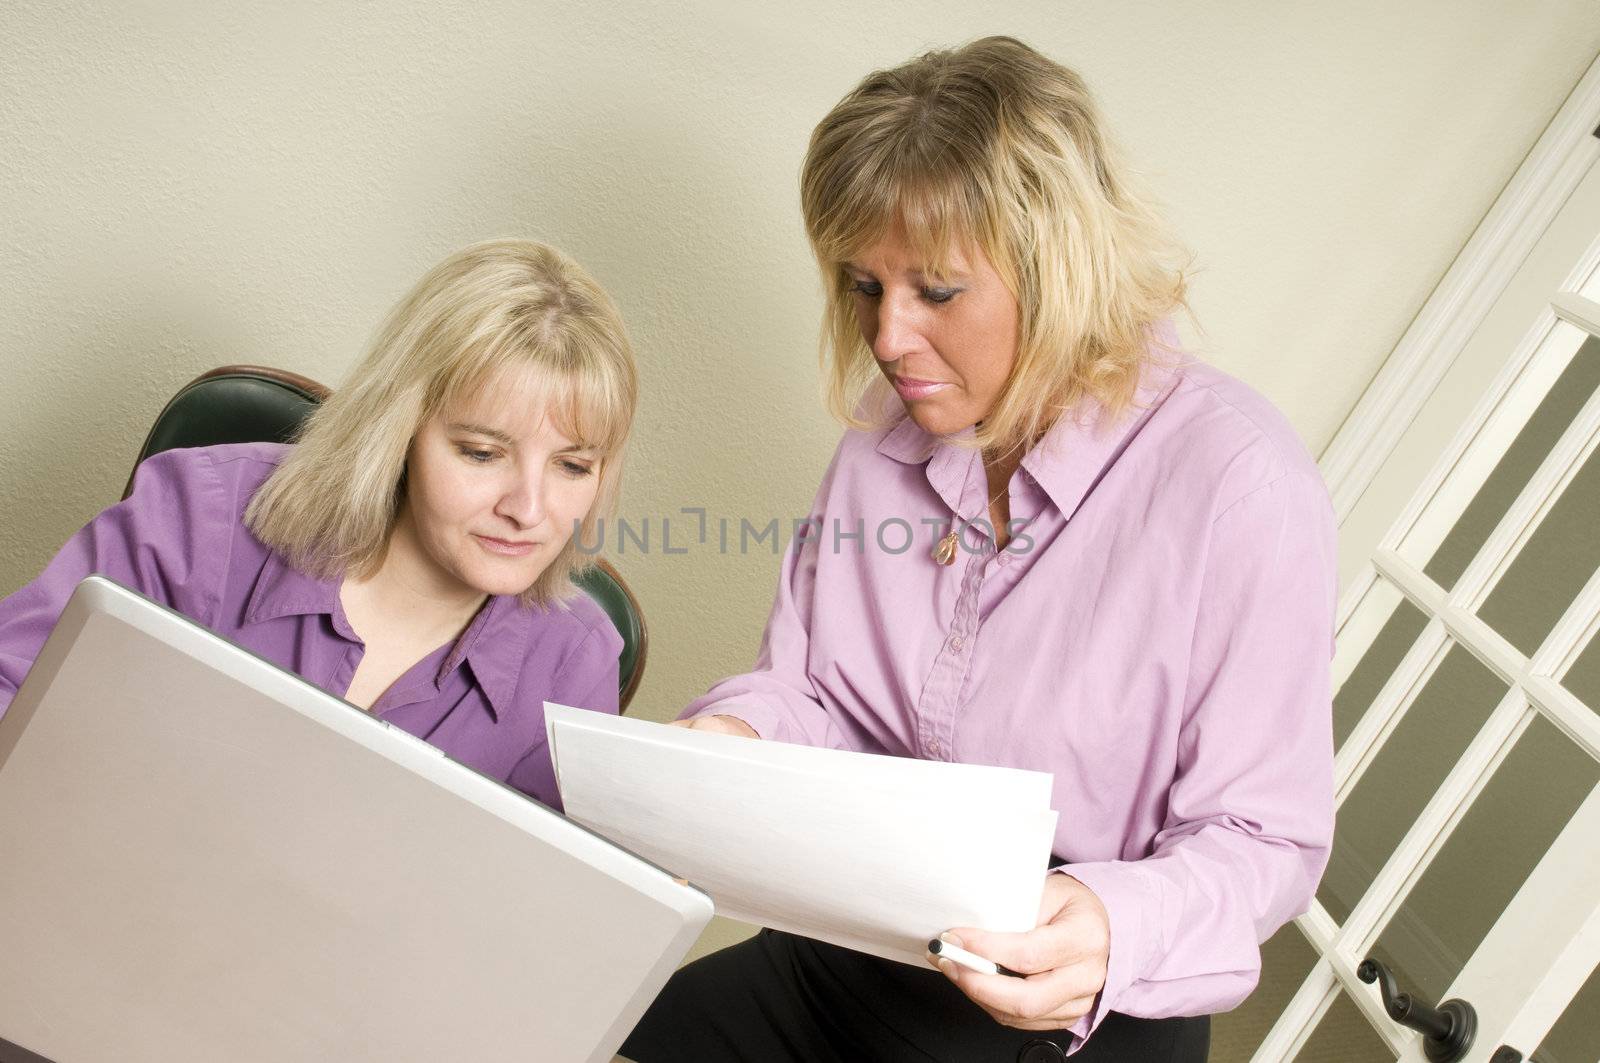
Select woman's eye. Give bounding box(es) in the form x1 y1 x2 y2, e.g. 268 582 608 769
559 460 595 478
847 280 882 298
922 287 960 304
457 446 497 464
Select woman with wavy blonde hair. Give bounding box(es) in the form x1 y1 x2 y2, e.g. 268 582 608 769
627 36 1335 1062
0 238 637 809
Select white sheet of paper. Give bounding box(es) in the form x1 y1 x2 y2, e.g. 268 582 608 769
545 703 1059 967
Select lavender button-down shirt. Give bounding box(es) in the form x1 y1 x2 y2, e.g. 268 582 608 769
0 443 622 810
683 356 1338 1044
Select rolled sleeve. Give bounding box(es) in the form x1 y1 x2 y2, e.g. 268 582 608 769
0 447 231 717
1062 470 1337 1045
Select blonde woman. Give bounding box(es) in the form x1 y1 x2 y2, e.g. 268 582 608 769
625 38 1335 1062
0 238 637 809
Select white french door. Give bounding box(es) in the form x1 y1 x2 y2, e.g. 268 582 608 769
1210 68 1600 1063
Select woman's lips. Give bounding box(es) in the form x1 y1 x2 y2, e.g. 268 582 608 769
891 376 952 401
473 534 539 557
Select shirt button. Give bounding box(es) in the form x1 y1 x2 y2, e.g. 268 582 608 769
949 636 964 654
1017 1040 1066 1063
928 738 941 756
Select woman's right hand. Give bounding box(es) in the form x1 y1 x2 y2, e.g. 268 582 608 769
669 714 760 739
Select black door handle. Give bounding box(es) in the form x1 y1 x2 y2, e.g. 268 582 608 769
1358 958 1477 1063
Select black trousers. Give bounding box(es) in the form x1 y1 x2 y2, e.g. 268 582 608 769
621 929 1209 1063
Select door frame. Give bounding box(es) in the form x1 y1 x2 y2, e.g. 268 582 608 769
1249 52 1600 1062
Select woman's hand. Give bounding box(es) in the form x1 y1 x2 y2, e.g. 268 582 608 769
668 714 760 739
930 873 1110 1031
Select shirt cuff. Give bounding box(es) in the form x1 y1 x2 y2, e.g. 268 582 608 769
676 702 789 743
1052 861 1156 1052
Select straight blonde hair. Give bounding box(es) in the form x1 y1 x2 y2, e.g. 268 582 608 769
801 35 1189 455
246 238 638 607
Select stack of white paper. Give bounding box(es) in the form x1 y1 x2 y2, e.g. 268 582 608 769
544 702 1059 967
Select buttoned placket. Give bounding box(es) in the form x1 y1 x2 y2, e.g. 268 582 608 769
916 442 1016 757
914 458 1040 760
917 545 983 760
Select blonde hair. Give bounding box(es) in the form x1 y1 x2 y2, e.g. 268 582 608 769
800 35 1189 454
246 238 638 607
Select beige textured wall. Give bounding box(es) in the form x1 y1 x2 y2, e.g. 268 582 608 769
3 0 1598 730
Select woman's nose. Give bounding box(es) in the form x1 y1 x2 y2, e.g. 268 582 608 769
496 473 547 527
870 298 919 364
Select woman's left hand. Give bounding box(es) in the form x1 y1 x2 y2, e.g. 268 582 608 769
930 873 1111 1031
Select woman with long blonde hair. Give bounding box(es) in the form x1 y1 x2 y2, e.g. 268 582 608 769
0 238 638 808
626 37 1335 1062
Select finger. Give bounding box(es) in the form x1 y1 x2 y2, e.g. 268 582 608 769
945 961 1100 1029
944 923 1084 977
934 947 1100 1024
979 999 1098 1033
971 998 1094 1033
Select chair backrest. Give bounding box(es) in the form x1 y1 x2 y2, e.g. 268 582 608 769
126 365 648 710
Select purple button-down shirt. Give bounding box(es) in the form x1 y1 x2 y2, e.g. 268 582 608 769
0 443 622 810
682 355 1338 1043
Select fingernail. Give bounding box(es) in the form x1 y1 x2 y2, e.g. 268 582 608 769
940 932 965 948
937 958 956 978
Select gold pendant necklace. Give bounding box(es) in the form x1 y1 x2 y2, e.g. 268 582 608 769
931 482 1011 566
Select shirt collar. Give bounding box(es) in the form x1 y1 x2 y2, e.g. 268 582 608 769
444 593 533 723
876 416 980 518
244 550 345 627
875 356 1185 521
1021 358 1183 520
244 550 533 722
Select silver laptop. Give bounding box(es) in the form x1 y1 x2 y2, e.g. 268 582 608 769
0 576 710 1063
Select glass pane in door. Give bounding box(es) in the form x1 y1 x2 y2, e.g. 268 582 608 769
1333 594 1430 752
1415 334 1600 593
1476 435 1600 657
1290 991 1394 1062
1367 714 1600 1003
1208 922 1320 1062
1532 957 1600 1063
1559 632 1600 712
1319 645 1505 925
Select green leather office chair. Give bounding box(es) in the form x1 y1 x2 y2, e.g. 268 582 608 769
124 365 648 711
